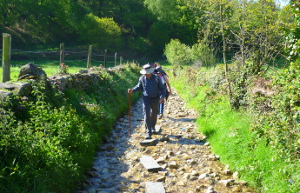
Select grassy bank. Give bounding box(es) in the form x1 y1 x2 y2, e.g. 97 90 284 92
0 64 141 193
169 65 299 192
0 60 118 82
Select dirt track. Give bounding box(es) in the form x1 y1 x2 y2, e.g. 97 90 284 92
75 89 257 193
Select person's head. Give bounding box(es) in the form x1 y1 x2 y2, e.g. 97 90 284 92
140 64 155 75
154 66 163 75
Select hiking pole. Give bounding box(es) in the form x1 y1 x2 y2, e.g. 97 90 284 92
128 92 132 135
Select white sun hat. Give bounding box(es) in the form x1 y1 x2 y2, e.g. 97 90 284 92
140 64 155 74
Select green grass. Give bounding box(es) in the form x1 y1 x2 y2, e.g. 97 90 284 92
0 60 118 82
195 97 296 192
0 64 142 193
169 64 299 193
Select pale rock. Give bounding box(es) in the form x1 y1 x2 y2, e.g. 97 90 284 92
233 171 239 180
198 173 210 180
208 154 217 161
156 156 167 164
206 186 214 193
169 161 179 169
183 173 190 180
167 151 174 156
161 163 168 169
176 180 186 186
217 179 234 186
210 172 217 178
223 169 232 175
232 186 242 192
156 176 166 182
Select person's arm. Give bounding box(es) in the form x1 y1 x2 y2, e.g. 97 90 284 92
128 76 143 94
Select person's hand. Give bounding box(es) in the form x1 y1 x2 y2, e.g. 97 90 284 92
160 98 165 104
128 89 133 94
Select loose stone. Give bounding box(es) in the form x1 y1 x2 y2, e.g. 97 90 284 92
75 90 257 193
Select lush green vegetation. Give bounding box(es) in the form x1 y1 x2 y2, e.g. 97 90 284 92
0 64 141 193
168 61 299 192
1 0 300 192
0 60 121 82
0 0 193 58
162 2 300 191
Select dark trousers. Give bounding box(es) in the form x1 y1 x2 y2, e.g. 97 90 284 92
142 96 160 136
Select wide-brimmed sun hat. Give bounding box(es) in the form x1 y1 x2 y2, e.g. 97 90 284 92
154 66 164 74
140 64 155 74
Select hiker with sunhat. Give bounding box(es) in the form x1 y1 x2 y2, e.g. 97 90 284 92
154 66 172 119
128 64 166 139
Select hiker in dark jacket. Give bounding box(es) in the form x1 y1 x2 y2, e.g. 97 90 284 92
128 64 166 139
154 66 172 119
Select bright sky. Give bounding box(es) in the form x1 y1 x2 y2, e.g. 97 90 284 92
276 0 290 7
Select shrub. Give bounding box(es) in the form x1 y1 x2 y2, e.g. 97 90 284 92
169 63 300 192
164 39 192 66
191 42 216 67
0 64 141 193
79 14 123 50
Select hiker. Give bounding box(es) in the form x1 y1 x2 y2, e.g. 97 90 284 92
154 66 172 119
128 64 166 139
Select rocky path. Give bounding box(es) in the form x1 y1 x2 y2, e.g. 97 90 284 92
75 90 257 193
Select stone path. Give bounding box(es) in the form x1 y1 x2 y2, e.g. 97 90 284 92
75 89 257 193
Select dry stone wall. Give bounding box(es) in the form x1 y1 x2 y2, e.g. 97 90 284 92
0 66 113 98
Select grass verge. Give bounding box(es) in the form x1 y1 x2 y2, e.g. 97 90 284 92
170 65 298 192
0 60 118 82
0 64 141 193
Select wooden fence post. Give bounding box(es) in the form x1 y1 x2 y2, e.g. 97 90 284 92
2 33 11 83
87 45 92 69
60 43 65 64
120 56 123 66
104 49 107 68
114 53 117 66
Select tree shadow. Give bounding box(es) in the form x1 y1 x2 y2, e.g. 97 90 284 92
167 117 197 123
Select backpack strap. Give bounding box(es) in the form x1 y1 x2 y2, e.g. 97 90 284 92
154 74 159 84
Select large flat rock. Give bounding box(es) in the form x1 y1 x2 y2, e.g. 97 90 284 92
140 156 162 172
140 138 157 146
145 182 165 193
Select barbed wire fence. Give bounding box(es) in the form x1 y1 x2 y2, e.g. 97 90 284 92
3 46 133 67
1 34 145 82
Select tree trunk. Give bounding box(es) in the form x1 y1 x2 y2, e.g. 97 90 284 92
220 4 233 108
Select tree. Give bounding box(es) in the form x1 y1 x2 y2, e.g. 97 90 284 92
79 14 122 50
144 0 197 45
286 0 300 61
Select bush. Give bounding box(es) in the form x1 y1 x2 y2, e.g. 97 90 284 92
165 39 216 68
79 14 123 50
169 63 300 192
191 42 216 67
164 39 192 66
0 64 141 193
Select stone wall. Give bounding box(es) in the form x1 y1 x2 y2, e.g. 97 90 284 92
0 66 114 98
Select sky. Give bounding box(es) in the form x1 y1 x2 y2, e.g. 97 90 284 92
276 0 290 7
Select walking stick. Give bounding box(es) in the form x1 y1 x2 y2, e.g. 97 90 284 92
128 92 132 135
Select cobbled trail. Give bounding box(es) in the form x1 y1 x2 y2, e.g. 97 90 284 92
75 89 257 193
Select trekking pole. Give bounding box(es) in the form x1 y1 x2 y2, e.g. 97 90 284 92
128 92 132 135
